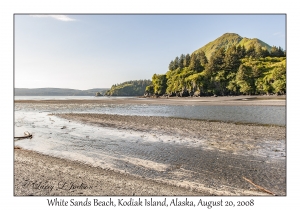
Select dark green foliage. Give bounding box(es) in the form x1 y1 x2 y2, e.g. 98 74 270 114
168 60 175 71
255 57 286 95
152 74 167 95
149 39 285 96
198 51 208 65
246 44 256 58
255 46 270 58
145 85 154 96
183 53 191 67
236 45 246 59
224 46 241 72
178 54 185 69
236 64 255 94
95 92 102 96
105 80 152 96
270 46 285 57
189 53 204 72
207 47 226 74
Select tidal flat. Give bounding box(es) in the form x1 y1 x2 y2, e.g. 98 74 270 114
14 96 286 196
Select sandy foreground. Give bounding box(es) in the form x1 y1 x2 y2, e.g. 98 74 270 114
14 149 204 196
14 96 286 196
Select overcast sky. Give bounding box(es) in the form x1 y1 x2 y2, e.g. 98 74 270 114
15 14 286 90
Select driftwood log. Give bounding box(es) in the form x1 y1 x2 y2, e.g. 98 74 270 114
243 176 276 196
14 131 32 140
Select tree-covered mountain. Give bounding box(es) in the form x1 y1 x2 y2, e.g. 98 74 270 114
146 33 285 97
105 80 152 96
15 88 109 96
194 33 272 59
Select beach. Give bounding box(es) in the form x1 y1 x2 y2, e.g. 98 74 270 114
14 149 204 196
14 96 286 196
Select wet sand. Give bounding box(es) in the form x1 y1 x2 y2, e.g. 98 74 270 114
55 113 285 157
14 149 204 196
54 114 285 195
14 96 286 196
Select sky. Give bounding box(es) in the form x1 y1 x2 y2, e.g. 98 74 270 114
15 14 286 90
2 1 299 209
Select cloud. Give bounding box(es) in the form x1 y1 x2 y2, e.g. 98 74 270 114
273 32 285 37
30 15 76 22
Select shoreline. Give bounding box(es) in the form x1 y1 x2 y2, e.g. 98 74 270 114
14 95 286 106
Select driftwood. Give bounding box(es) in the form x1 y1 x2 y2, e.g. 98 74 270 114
14 131 32 140
243 176 276 196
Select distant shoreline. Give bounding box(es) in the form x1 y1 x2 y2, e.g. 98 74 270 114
15 95 286 106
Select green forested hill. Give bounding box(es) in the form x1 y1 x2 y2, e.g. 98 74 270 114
194 33 272 59
105 80 152 96
146 33 285 97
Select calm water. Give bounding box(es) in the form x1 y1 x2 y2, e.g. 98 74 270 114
15 101 285 126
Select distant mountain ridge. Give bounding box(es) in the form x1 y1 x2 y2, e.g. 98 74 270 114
15 88 109 96
194 33 272 59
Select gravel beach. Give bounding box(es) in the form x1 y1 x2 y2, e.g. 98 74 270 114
14 96 286 196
